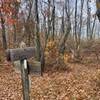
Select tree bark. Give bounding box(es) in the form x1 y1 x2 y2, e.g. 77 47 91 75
52 0 55 40
59 0 71 54
0 11 7 49
35 0 45 72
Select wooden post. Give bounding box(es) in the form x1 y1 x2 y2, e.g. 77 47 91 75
20 59 30 100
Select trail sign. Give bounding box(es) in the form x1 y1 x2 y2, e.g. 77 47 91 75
6 47 35 62
6 47 41 100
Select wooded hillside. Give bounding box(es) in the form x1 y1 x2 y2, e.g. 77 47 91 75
0 0 100 99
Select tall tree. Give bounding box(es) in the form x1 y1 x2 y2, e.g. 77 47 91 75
35 0 41 61
52 0 55 40
79 0 84 44
35 0 45 72
47 0 51 40
74 0 78 46
87 0 91 40
59 0 71 54
0 11 7 49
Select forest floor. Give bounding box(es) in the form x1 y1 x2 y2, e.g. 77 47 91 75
0 56 100 100
0 47 100 100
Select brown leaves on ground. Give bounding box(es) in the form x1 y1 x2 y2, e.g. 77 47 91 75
0 59 100 99
30 63 100 100
0 43 100 100
0 64 22 100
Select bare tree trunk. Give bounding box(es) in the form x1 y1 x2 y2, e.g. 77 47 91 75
87 0 91 40
59 0 71 54
27 0 33 46
74 0 78 45
74 0 79 58
79 0 84 44
61 6 65 35
35 0 45 72
74 0 84 58
47 0 51 40
13 24 17 43
13 1 20 45
73 0 82 60
35 0 41 61
0 11 7 49
52 0 55 40
90 15 96 40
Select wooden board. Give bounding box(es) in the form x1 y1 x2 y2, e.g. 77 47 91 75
29 61 42 76
6 47 35 61
13 60 42 76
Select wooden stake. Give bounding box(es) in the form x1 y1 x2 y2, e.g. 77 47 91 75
20 59 30 100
